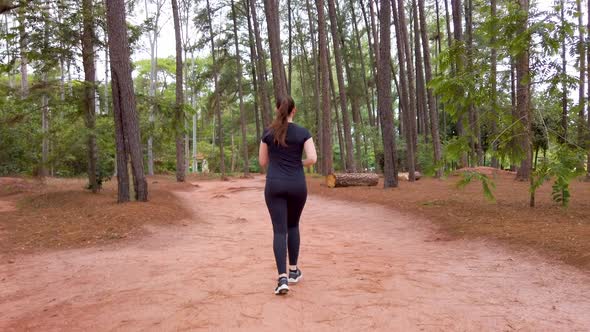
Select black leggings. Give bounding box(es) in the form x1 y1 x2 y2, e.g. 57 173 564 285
264 178 307 275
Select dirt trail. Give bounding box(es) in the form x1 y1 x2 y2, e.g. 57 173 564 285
1 177 590 331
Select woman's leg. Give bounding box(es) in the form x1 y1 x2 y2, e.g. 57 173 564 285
286 183 307 267
265 184 289 276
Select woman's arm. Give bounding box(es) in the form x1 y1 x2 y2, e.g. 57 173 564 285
302 138 317 167
259 141 269 167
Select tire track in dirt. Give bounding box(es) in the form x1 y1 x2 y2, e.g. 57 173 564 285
0 177 589 331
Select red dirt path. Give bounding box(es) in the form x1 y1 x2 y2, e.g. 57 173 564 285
1 177 590 331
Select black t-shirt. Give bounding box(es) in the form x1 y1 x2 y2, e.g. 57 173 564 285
262 123 312 181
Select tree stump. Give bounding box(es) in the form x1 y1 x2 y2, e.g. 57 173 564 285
325 173 379 188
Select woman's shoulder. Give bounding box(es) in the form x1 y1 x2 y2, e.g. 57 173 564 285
291 122 309 132
290 123 312 140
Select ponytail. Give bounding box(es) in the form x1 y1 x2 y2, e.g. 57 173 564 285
269 95 295 147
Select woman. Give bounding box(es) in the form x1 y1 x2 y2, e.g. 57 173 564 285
259 95 317 295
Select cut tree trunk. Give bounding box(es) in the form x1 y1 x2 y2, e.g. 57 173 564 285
326 173 379 188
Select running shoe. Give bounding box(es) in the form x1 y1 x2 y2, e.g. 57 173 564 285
288 268 303 283
274 276 289 295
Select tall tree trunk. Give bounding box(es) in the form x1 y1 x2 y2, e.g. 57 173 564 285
40 5 50 178
249 0 272 127
327 50 346 170
231 0 249 176
171 0 185 182
444 0 453 70
316 0 333 175
490 0 499 168
587 0 590 180
361 0 383 171
350 0 374 169
331 70 346 170
359 0 377 127
145 0 160 176
305 0 324 173
106 0 148 202
369 0 381 132
418 0 442 177
245 0 261 141
206 0 225 177
287 0 292 94
576 0 585 149
263 0 288 100
18 4 27 98
560 0 568 143
295 13 311 127
40 78 49 178
510 57 517 171
192 51 198 173
392 0 410 172
379 0 398 187
327 0 355 172
451 0 468 167
351 0 374 131
465 0 482 165
104 28 110 115
4 16 13 89
57 1 65 102
394 0 417 181
82 0 98 192
412 0 428 142
183 2 191 175
515 0 531 181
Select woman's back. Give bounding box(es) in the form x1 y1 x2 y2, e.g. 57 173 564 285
262 123 311 181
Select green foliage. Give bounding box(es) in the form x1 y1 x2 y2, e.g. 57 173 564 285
456 171 496 202
549 146 586 207
443 136 470 166
530 145 586 207
417 136 435 176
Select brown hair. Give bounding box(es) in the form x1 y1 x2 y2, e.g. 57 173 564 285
269 95 295 147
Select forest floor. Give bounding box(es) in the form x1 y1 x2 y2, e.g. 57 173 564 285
1 174 590 330
308 168 590 271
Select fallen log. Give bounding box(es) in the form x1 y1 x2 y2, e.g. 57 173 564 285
326 173 379 188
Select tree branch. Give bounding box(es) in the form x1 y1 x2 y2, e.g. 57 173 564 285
0 1 20 14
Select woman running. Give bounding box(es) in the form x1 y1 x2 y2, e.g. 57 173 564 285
259 95 317 295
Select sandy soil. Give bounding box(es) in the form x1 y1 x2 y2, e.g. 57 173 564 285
1 177 589 331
